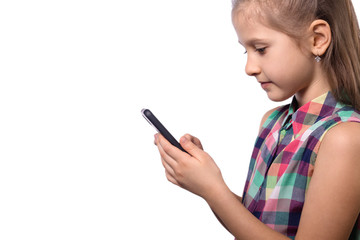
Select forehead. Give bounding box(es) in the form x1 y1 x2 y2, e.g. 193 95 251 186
232 11 276 45
232 3 271 37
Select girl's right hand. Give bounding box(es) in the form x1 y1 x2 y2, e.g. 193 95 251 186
183 134 204 151
154 133 204 150
154 133 227 201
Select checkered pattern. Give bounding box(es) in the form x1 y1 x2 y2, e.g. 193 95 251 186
242 92 360 239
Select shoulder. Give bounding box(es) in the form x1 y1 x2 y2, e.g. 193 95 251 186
316 121 360 188
320 122 360 154
296 122 360 239
318 122 360 168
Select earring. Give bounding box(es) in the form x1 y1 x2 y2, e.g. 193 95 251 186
315 55 321 62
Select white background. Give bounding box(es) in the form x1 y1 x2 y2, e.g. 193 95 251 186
0 1 359 239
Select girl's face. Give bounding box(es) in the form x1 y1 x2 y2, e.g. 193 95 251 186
233 12 320 103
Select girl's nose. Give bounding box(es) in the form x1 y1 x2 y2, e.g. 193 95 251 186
245 56 261 76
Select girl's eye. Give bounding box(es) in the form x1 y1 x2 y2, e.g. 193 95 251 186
243 47 266 55
255 47 266 54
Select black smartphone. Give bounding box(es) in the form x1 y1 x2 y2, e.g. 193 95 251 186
141 108 188 153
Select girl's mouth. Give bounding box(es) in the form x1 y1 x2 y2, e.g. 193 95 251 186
260 81 272 89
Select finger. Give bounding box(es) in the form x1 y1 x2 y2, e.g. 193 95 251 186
156 135 180 185
183 134 203 150
161 155 176 178
157 134 190 162
156 135 179 170
165 170 179 186
180 135 206 158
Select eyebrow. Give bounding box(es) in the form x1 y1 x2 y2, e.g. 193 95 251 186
238 38 268 46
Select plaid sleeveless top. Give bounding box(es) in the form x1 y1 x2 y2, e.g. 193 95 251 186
242 91 360 239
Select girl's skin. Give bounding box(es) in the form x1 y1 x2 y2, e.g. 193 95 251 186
154 12 360 240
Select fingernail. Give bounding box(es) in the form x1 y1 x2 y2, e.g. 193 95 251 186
180 136 187 144
154 134 158 141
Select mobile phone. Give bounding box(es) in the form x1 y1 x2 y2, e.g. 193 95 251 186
141 108 188 153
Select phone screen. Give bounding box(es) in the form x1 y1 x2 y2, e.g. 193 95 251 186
141 109 187 153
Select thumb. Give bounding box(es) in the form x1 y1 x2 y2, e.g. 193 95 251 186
180 135 205 158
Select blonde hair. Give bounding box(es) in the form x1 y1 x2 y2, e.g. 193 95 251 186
232 0 360 110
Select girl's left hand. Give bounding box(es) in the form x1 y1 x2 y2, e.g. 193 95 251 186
154 133 227 200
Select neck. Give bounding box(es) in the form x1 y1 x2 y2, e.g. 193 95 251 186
295 66 331 107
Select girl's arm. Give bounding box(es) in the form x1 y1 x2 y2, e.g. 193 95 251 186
154 123 360 239
162 134 242 231
295 122 360 239
211 107 275 232
155 133 289 239
211 193 242 232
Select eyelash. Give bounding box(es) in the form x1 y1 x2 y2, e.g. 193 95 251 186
256 47 266 54
243 47 267 55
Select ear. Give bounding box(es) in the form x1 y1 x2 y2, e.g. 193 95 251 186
308 20 332 56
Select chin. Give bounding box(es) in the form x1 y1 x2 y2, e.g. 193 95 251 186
266 91 293 102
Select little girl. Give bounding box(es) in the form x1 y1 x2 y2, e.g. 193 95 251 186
154 0 360 239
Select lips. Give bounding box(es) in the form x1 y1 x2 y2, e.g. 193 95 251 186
259 81 272 89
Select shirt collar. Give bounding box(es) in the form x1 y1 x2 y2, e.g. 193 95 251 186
282 91 344 137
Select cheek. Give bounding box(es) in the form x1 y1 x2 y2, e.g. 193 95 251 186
267 50 313 85
268 39 311 77
291 51 315 81
263 46 295 78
